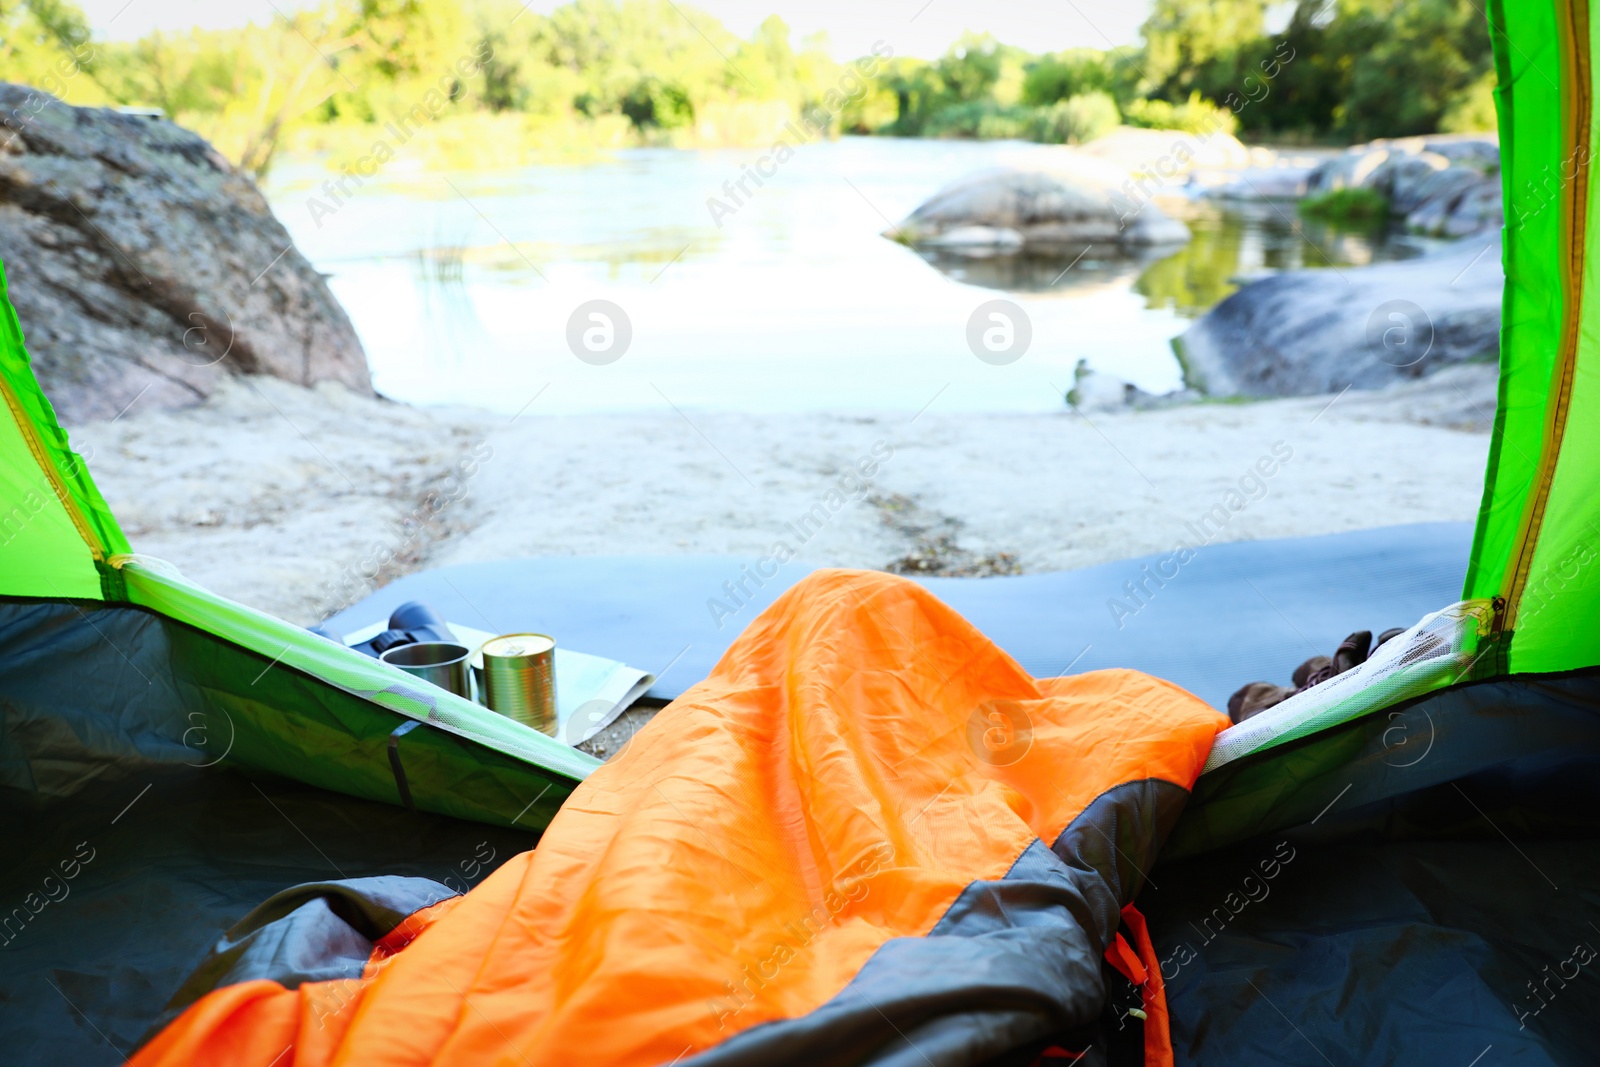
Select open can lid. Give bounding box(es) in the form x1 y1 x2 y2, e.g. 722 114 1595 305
481 632 556 660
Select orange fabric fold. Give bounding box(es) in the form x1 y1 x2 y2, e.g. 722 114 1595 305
1104 904 1175 1067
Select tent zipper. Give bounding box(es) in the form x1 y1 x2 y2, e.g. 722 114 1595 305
0 372 106 563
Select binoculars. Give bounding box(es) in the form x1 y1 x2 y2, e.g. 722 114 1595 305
309 601 456 658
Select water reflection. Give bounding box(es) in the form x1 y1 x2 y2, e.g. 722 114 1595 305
914 243 1155 294
915 200 1419 315
1138 203 1416 317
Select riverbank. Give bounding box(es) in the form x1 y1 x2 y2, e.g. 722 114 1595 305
71 363 1497 627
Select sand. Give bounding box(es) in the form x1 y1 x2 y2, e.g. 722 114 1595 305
69 363 1498 628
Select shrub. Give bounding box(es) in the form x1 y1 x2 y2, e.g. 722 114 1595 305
975 111 1030 139
1122 91 1237 137
619 79 694 131
922 93 1120 145
1030 91 1120 144
1298 187 1391 222
924 100 1030 139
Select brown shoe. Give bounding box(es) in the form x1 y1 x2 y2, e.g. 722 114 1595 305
1292 655 1332 689
1227 681 1296 724
1332 631 1372 674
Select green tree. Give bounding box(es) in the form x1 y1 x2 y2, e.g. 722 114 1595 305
1225 0 1345 138
935 32 1004 100
1140 0 1270 101
1331 0 1493 139
0 0 107 105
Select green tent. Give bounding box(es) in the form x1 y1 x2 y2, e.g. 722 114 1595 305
1 0 1598 1061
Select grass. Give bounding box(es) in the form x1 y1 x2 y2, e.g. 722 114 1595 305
1297 187 1391 223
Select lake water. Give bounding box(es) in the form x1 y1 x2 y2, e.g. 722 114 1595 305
264 137 1408 416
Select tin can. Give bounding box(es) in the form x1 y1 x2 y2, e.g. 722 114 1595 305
478 633 557 736
380 641 472 699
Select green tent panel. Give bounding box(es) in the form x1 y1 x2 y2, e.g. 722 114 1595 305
1508 0 1600 674
0 263 128 600
1468 0 1600 675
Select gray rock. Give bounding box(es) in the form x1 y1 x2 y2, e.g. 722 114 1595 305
1407 176 1503 238
1415 136 1499 170
1065 359 1200 412
1303 146 1388 197
1175 238 1502 397
1396 163 1483 215
0 83 370 424
1198 164 1313 201
1306 135 1498 194
890 155 1192 252
1065 361 1132 412
1380 152 1453 213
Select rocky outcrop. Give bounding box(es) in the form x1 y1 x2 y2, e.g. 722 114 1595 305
0 83 370 424
1304 134 1501 237
1176 237 1502 397
889 153 1192 252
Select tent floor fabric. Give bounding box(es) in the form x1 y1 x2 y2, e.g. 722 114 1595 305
0 767 540 1063
1140 672 1600 1065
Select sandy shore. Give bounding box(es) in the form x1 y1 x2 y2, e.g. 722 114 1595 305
70 363 1498 627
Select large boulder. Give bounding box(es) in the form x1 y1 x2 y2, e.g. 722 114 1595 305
0 83 370 424
1175 238 1502 397
890 152 1191 252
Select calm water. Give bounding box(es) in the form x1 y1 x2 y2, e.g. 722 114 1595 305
264 138 1408 415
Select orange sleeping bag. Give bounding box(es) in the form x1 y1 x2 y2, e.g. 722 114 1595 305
133 569 1226 1066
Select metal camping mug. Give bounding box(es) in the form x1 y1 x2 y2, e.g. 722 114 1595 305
478 633 557 736
379 641 472 699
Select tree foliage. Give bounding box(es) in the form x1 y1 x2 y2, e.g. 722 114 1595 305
0 0 1502 174
1185 0 1496 140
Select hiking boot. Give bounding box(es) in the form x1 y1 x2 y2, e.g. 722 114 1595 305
1228 681 1296 724
1292 655 1332 688
1333 631 1372 674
